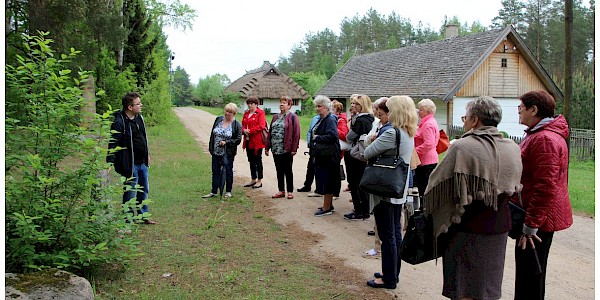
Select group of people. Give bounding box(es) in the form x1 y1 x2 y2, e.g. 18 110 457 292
107 90 572 300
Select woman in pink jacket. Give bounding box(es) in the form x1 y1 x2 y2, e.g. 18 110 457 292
513 90 572 300
414 98 440 201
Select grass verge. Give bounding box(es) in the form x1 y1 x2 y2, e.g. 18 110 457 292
568 160 595 216
92 110 372 299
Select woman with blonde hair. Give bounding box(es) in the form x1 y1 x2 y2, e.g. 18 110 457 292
203 103 243 199
344 94 374 220
364 95 417 289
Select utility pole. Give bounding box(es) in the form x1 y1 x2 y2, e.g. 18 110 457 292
564 0 573 151
169 52 175 105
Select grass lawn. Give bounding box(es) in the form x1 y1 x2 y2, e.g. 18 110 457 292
568 160 595 216
92 110 360 299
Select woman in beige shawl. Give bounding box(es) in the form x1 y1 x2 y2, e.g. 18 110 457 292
424 96 522 300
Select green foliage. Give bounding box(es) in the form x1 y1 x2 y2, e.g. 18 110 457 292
94 47 137 114
171 66 194 106
123 0 160 86
554 70 595 129
5 33 141 274
194 74 230 106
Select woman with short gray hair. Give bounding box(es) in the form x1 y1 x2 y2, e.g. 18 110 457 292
464 96 502 126
310 95 341 216
424 96 522 299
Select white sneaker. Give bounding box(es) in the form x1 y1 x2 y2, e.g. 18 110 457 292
202 193 216 198
307 192 322 197
224 192 232 198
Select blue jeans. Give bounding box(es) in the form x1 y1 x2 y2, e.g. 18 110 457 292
373 201 403 285
123 163 149 217
211 154 235 194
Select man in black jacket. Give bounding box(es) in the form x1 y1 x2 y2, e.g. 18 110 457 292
106 92 156 224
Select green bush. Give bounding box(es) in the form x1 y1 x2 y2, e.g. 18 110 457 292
5 32 141 274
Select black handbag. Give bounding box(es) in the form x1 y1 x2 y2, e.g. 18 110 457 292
400 210 446 265
359 128 409 198
339 165 346 180
509 192 526 240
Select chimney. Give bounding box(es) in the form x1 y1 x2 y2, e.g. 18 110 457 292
444 24 459 39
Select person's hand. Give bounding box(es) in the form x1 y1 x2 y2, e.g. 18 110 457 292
518 233 542 250
219 141 226 146
291 151 296 156
265 149 270 156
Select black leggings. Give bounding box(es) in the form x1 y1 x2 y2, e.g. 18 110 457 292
246 148 263 180
273 152 294 192
415 163 437 198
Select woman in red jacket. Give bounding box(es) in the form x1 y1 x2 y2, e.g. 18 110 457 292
241 96 266 188
514 90 573 300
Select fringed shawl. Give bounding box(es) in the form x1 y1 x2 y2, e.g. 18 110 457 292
424 126 522 239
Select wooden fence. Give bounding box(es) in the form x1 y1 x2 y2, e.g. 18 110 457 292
447 126 594 161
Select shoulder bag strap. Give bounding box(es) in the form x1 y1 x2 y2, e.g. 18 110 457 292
394 127 401 158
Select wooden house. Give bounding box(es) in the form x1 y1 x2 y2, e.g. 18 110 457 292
225 61 309 114
316 25 563 137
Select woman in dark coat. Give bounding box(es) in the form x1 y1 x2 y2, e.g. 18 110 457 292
310 95 341 216
202 103 243 199
343 94 374 220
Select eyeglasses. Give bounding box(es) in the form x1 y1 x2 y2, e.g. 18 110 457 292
461 115 467 123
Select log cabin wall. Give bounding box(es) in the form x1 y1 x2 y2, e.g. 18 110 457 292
455 40 549 98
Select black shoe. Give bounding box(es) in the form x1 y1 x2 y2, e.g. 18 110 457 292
344 212 366 220
244 182 257 187
367 279 396 289
373 273 399 283
252 184 263 189
314 207 333 217
297 186 311 192
318 206 334 212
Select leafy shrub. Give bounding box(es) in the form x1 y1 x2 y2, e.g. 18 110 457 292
5 32 141 274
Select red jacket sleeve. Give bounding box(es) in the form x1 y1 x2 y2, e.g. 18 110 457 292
337 116 349 141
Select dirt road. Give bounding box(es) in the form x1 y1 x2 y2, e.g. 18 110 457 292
174 107 594 299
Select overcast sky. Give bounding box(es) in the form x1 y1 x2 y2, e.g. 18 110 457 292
164 0 503 84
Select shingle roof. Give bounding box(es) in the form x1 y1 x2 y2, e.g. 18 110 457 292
225 61 309 100
317 26 562 102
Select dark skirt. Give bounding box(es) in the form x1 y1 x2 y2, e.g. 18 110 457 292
314 156 341 195
442 231 508 300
